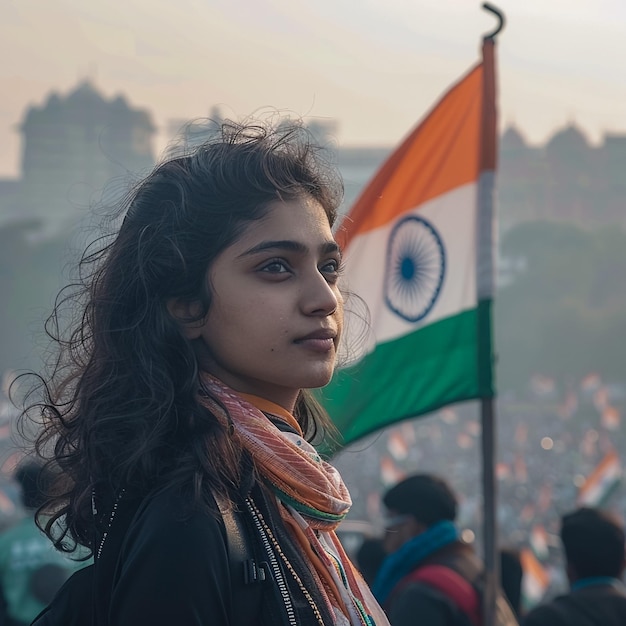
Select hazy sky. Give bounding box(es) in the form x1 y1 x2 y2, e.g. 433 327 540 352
1 0 625 176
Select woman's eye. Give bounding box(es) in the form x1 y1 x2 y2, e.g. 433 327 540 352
321 259 342 277
261 260 289 274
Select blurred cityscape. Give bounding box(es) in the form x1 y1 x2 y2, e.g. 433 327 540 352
2 80 625 234
1 80 625 604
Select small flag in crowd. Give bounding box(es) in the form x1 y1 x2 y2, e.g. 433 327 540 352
529 524 549 560
520 548 550 609
380 456 405 487
387 430 409 461
577 449 622 506
601 406 621 431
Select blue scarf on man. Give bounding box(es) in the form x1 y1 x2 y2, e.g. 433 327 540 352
372 520 459 605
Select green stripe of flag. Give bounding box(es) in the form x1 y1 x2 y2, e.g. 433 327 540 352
318 300 494 454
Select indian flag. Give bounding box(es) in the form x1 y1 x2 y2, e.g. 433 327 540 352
601 406 621 431
387 430 409 461
380 456 405 487
577 449 622 506
320 40 497 449
529 524 549 560
520 548 550 610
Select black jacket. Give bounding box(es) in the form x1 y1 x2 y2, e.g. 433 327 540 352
92 480 335 626
523 583 626 626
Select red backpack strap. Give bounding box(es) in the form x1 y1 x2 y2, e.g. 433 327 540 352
404 564 481 626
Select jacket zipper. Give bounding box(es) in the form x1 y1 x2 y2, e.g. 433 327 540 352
246 498 297 626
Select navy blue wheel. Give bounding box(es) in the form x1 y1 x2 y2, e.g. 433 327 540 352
384 215 446 322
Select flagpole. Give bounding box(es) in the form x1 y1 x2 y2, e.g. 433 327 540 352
479 4 504 626
481 397 499 626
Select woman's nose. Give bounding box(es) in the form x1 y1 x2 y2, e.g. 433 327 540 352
302 273 340 316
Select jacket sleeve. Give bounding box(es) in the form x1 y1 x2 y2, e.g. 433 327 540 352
522 604 563 626
108 489 232 626
387 581 460 626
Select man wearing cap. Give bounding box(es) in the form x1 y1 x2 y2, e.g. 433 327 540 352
372 473 517 626
523 507 626 626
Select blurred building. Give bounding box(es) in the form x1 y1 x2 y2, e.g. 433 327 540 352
335 146 391 212
499 123 626 230
1 85 626 233
169 113 625 230
0 80 156 232
165 106 225 156
166 107 339 159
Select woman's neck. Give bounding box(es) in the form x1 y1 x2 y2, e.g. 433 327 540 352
234 391 302 435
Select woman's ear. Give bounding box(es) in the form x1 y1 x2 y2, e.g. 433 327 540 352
166 298 205 340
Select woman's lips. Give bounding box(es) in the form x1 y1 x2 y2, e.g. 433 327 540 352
295 330 336 352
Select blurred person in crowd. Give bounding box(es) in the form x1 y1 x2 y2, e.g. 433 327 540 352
372 473 517 626
0 462 81 626
499 547 523 619
523 507 626 626
357 537 387 587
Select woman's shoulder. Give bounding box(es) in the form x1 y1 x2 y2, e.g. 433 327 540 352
107 483 241 624
112 482 231 587
127 481 224 542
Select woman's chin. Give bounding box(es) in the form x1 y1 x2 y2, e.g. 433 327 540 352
304 370 336 390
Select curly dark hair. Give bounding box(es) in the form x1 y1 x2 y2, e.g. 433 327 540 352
20 120 343 553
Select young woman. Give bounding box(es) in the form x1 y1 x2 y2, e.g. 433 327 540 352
25 121 389 626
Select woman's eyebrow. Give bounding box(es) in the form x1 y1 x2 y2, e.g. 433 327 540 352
238 240 340 258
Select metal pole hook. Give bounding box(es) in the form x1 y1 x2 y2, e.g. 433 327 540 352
482 3 505 41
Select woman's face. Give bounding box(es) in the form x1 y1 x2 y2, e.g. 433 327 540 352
190 195 343 411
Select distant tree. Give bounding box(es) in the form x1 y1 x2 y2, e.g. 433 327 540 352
495 221 626 390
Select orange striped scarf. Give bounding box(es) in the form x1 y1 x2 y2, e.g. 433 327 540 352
198 375 389 626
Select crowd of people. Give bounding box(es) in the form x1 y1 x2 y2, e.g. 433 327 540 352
2 459 624 625
0 463 86 625
334 383 625 600
352 473 626 625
